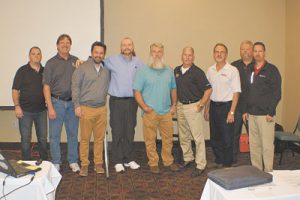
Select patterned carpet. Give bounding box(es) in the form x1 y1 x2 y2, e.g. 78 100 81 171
1 142 300 200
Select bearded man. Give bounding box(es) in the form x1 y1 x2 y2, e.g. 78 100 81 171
133 42 181 174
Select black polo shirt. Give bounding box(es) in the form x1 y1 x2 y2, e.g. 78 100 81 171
246 61 281 116
231 59 254 113
43 53 78 99
174 64 211 103
12 63 46 112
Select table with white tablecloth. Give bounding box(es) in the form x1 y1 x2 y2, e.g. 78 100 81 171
0 161 62 200
201 170 300 200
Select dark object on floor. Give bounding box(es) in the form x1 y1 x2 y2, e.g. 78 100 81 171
275 117 300 165
191 168 205 177
208 165 273 190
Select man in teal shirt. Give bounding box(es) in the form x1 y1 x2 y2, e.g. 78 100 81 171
133 42 180 174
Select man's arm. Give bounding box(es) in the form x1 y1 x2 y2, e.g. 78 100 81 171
227 92 240 123
197 88 212 112
134 90 152 113
12 89 23 118
43 84 56 119
170 89 177 114
72 69 83 117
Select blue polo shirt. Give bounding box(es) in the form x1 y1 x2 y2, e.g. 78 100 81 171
133 66 176 115
104 54 144 97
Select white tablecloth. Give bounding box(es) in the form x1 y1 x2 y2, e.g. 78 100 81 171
0 161 62 200
201 170 300 200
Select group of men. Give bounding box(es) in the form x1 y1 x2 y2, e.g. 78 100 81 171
12 34 281 178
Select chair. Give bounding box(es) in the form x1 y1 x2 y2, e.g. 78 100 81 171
275 116 300 165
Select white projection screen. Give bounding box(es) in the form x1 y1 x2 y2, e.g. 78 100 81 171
0 0 101 107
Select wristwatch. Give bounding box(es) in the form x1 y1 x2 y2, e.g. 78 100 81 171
230 111 234 115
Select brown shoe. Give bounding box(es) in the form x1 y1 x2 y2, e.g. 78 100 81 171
94 164 104 174
79 165 88 177
167 163 181 172
149 166 160 174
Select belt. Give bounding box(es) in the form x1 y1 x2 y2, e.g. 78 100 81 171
211 101 232 106
51 94 72 101
180 99 199 105
110 96 134 100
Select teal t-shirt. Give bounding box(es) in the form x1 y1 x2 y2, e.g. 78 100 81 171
133 66 176 115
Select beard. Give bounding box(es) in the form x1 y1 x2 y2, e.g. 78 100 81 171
148 56 165 69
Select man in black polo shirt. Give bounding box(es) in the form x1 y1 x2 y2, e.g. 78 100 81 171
43 34 80 172
231 40 254 164
243 42 281 172
174 47 212 177
12 46 48 160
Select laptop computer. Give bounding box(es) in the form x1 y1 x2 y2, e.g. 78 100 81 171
0 152 41 178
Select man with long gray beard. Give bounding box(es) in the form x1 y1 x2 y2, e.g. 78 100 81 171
133 42 180 174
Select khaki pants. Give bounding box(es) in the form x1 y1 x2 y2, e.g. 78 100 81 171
79 105 107 166
177 102 207 169
249 115 275 172
143 111 174 167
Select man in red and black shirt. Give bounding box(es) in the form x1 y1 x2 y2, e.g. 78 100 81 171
243 42 281 172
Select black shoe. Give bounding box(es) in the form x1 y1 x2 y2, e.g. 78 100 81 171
191 168 205 177
183 160 194 168
149 166 160 174
223 164 232 168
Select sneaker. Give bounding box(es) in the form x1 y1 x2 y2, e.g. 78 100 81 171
114 163 125 173
94 164 105 174
167 163 181 172
69 163 80 172
149 166 160 174
79 165 88 177
124 161 140 169
53 164 60 171
191 168 205 177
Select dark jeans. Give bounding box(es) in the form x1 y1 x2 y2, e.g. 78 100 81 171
109 96 138 164
18 110 48 160
232 108 243 163
209 101 234 165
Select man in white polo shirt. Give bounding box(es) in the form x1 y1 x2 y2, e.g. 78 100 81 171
205 43 241 168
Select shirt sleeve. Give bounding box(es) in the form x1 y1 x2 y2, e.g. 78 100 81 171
43 61 52 85
268 67 281 116
198 69 211 91
12 68 22 90
133 68 144 92
71 68 83 108
231 67 241 93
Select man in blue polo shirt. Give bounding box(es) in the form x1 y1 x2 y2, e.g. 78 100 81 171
105 37 144 173
133 42 180 174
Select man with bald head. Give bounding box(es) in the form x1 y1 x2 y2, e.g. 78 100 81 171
105 37 144 172
174 47 212 177
231 40 254 164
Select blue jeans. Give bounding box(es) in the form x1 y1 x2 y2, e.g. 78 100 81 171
49 97 79 164
18 110 48 160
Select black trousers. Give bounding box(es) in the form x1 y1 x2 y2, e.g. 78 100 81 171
109 96 138 164
209 101 234 165
232 108 243 163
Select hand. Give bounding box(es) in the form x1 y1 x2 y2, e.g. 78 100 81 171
266 115 273 122
143 105 153 113
242 113 248 123
196 103 204 112
75 59 84 68
204 108 209 121
15 106 23 118
48 107 56 119
226 112 234 124
170 105 176 115
75 107 82 118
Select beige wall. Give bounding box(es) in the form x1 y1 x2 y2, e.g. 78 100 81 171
284 0 300 131
0 0 290 142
